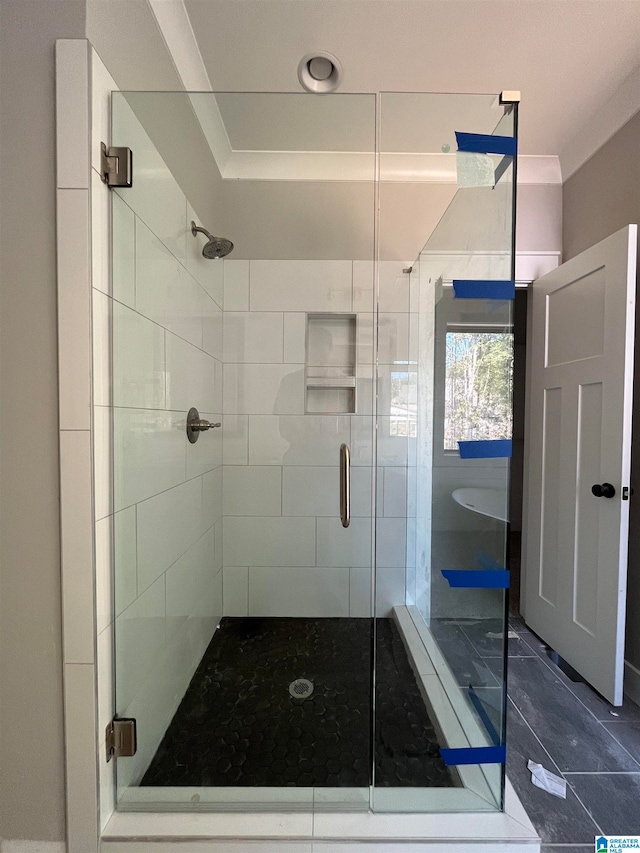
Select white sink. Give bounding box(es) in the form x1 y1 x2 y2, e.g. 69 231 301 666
452 487 509 522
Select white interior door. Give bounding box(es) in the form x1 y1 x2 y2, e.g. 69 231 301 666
523 225 637 705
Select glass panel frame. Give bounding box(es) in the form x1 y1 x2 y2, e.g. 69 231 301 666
108 88 517 817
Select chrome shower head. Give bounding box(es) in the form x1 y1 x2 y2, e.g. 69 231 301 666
190 221 234 259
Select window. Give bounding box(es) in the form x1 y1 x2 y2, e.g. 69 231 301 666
444 327 513 451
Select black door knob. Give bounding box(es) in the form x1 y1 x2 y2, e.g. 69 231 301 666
592 483 616 498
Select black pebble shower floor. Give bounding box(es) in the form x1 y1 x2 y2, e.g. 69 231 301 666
141 617 453 788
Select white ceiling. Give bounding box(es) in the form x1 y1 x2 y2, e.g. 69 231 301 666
183 0 640 157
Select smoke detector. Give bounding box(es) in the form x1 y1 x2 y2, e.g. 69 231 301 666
298 51 343 94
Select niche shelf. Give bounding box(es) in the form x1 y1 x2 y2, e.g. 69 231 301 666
305 313 357 413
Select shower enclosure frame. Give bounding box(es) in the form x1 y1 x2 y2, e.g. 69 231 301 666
54 38 539 853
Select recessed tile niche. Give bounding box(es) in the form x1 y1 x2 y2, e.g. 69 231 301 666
305 313 357 413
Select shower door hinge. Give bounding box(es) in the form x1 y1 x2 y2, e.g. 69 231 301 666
101 143 133 188
105 717 137 762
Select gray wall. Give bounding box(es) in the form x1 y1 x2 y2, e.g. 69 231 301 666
562 110 640 671
563 111 640 260
0 0 86 844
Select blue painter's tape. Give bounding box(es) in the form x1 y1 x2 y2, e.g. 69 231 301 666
453 280 515 300
456 132 517 157
458 439 512 459
441 569 510 589
440 745 506 766
468 686 502 747
475 551 506 572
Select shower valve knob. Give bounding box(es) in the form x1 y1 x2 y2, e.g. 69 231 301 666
186 407 220 444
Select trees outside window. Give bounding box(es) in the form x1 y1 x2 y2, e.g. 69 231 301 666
444 329 513 451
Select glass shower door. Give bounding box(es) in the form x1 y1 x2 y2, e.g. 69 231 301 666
108 90 377 811
106 87 516 818
374 93 517 812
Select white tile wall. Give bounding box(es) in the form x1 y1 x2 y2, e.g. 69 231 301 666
223 517 316 567
115 576 166 713
114 506 137 615
383 467 408 517
223 414 249 464
57 189 91 430
282 467 371 518
135 219 203 349
63 663 99 853
223 566 249 615
376 518 407 568
283 312 306 363
112 194 135 306
281 467 338 517
248 567 350 617
224 466 282 516
113 408 186 510
91 168 110 299
165 528 219 658
95 516 113 635
223 364 305 414
317 517 372 568
136 477 203 594
221 259 410 619
203 467 223 527
223 312 284 363
250 261 352 312
165 333 220 413
113 302 165 409
349 567 372 617
60 431 95 664
92 288 110 406
202 295 223 362
223 259 249 310
248 415 350 466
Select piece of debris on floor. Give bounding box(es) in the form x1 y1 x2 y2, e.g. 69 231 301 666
527 759 566 798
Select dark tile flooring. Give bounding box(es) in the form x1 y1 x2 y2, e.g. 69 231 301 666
432 611 640 845
505 615 640 847
142 617 453 789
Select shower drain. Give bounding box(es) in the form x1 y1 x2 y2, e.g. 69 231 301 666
289 678 314 699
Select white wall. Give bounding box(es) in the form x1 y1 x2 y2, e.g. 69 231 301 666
92 77 224 803
221 260 409 618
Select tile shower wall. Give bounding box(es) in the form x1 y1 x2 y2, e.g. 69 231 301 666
221 260 411 618
93 93 223 791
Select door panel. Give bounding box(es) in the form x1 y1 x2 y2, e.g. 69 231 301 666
523 225 637 705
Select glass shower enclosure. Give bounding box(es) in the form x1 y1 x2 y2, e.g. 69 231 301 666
108 90 517 815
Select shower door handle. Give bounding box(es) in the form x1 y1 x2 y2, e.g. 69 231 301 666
340 443 350 528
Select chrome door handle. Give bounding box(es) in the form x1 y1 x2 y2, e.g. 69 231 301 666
187 407 221 444
340 443 350 528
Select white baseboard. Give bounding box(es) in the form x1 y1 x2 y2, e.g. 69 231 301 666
624 659 640 706
1 843 66 853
